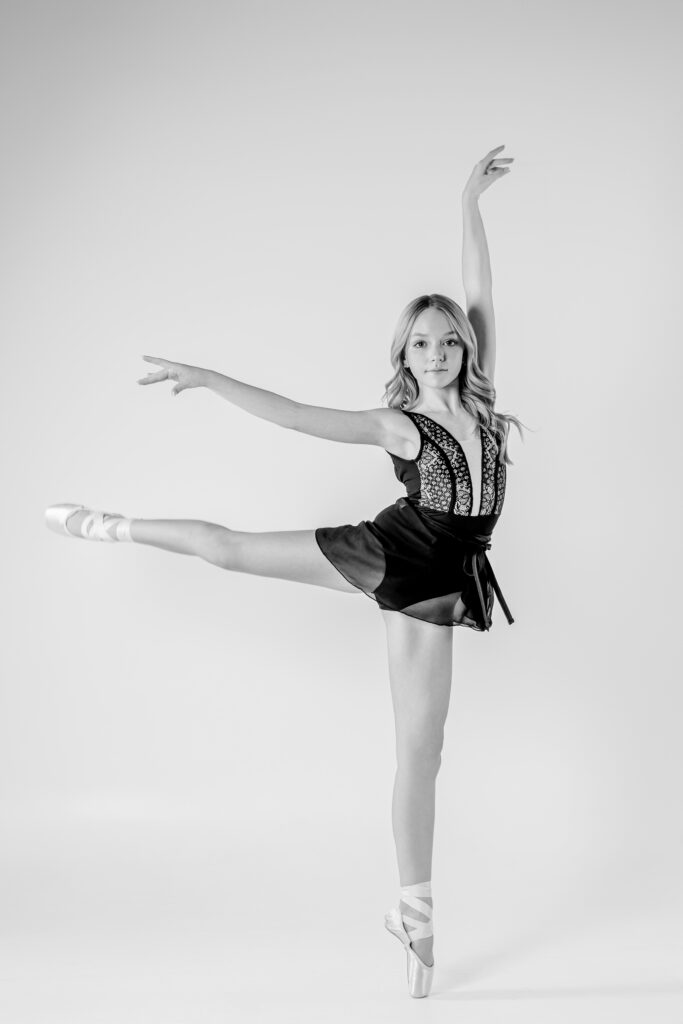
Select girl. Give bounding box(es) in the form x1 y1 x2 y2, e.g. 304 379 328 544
46 145 524 998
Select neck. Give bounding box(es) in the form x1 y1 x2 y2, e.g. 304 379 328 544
416 392 465 416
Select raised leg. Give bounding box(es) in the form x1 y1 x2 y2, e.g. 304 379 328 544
61 509 360 594
382 608 453 968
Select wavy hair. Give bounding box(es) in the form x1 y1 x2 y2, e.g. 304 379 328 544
381 293 526 465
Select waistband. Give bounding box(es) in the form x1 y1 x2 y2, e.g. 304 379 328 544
397 499 515 630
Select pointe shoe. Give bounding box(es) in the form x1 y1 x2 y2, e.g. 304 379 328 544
45 503 128 542
384 883 434 998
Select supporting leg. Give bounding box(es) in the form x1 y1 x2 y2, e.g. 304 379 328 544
382 609 454 969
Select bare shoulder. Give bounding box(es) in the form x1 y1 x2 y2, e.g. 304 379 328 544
376 407 421 461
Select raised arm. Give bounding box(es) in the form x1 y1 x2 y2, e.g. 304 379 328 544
461 144 514 383
138 356 396 448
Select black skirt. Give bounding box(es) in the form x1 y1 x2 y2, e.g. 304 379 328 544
315 496 514 631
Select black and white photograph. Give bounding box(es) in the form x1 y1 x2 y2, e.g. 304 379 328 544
1 0 681 1020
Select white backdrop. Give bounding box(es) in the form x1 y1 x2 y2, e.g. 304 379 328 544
2 1 682 1021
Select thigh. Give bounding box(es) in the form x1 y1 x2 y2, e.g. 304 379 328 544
227 527 361 595
381 610 453 745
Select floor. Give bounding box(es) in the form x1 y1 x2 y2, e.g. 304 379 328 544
1 812 682 1024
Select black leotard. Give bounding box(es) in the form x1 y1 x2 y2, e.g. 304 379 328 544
315 409 515 631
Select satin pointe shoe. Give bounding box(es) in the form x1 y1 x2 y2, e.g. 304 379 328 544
384 881 434 998
45 503 130 542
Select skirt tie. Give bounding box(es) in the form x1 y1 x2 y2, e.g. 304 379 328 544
460 538 515 631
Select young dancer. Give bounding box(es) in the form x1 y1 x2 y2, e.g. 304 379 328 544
46 145 524 998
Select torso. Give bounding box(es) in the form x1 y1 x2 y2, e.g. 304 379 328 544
411 410 480 447
384 407 505 519
454 434 483 517
387 407 478 453
412 411 483 516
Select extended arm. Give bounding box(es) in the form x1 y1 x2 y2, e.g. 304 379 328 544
462 193 492 296
462 194 497 382
202 368 300 429
203 370 388 445
138 358 390 447
461 145 513 383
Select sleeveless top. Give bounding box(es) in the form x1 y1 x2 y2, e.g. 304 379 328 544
386 410 507 518
314 408 514 629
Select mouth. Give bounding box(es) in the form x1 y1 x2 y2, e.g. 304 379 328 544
427 369 447 373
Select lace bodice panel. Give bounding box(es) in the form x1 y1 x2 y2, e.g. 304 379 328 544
388 411 507 517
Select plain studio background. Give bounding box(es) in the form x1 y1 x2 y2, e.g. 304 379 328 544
1 0 682 1021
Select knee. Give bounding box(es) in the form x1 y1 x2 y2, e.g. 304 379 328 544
195 522 235 567
396 728 444 778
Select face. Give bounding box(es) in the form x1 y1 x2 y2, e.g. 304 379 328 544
402 307 464 392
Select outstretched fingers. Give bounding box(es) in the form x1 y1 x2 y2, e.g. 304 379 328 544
137 356 175 386
137 369 170 384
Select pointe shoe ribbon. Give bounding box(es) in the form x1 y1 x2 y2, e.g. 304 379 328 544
45 504 124 542
79 509 125 541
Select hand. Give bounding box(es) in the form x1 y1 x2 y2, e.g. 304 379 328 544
137 356 205 396
463 144 514 201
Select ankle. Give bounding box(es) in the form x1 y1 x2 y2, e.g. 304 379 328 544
113 517 134 541
398 879 434 961
64 509 134 542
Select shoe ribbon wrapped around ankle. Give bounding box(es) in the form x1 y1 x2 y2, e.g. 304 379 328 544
399 881 433 941
80 510 124 542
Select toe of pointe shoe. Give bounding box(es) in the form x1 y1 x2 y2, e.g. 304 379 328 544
384 907 434 998
407 949 434 998
45 503 86 536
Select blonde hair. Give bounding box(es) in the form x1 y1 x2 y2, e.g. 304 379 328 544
381 293 526 465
